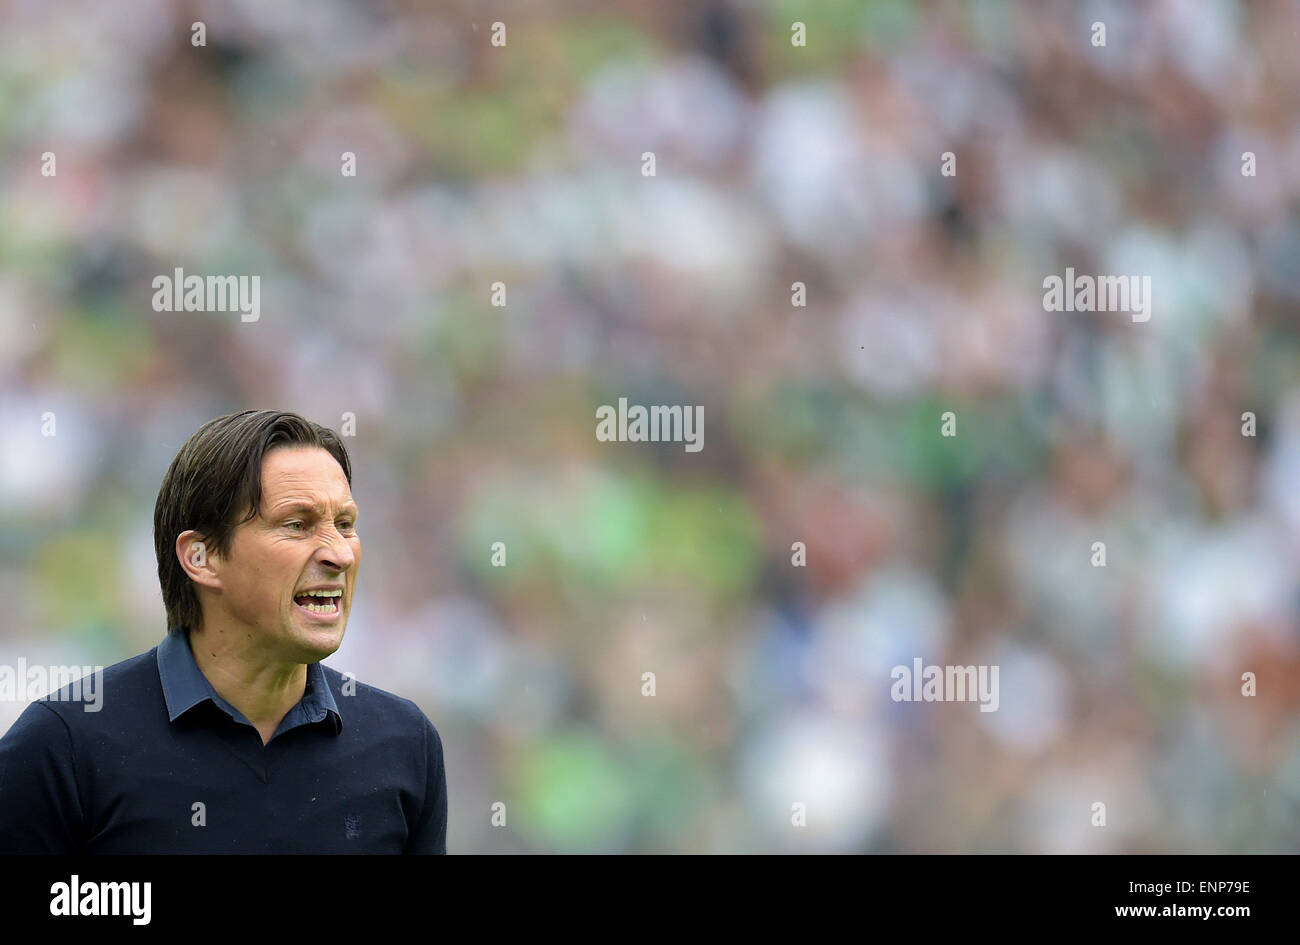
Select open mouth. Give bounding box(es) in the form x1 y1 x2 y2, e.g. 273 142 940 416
293 589 343 616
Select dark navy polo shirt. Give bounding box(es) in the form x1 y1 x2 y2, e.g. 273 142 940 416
0 631 447 854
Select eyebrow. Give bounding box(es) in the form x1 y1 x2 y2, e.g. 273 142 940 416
273 502 359 517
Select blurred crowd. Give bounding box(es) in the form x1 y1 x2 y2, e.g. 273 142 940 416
2 0 1300 852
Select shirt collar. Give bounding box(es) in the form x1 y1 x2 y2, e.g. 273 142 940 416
157 630 342 736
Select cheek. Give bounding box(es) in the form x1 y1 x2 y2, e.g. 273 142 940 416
233 546 294 603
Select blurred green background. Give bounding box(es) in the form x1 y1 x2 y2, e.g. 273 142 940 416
2 0 1300 852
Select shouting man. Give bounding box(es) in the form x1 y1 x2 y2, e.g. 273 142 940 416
0 410 448 853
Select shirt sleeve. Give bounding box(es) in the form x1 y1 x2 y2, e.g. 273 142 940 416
403 715 447 854
0 701 85 854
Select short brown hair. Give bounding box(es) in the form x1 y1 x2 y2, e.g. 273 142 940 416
153 410 353 637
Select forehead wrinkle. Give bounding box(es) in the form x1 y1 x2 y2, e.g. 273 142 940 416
268 496 358 516
261 456 352 510
263 477 356 512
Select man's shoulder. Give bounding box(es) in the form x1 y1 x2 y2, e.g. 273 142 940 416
318 664 438 735
38 646 158 709
16 646 161 738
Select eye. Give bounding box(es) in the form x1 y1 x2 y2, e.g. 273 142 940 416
285 521 307 531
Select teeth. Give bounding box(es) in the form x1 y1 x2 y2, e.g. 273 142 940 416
296 589 342 614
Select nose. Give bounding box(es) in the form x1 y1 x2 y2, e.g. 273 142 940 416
317 522 357 572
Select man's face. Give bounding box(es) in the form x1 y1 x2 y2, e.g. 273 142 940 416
212 446 360 664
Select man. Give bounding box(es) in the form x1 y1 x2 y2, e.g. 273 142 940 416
0 410 447 853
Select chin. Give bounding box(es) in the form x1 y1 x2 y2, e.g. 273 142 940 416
290 620 347 660
308 625 346 652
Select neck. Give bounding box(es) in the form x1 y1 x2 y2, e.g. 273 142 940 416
187 626 307 739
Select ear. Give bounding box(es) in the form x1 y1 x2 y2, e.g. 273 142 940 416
176 529 222 591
